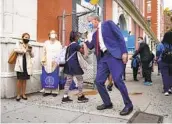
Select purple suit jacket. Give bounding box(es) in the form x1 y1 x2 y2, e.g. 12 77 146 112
86 20 127 61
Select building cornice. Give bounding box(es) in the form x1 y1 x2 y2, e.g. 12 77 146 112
114 0 159 42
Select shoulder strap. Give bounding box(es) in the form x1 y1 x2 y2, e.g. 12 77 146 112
65 42 77 62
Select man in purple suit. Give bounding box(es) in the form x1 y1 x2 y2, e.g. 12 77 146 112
84 14 133 115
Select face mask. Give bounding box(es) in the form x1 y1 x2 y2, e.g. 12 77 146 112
88 22 94 31
138 40 143 43
23 39 29 44
50 34 56 39
78 39 81 44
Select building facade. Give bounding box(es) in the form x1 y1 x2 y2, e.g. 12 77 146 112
0 0 158 98
112 0 146 52
145 0 164 41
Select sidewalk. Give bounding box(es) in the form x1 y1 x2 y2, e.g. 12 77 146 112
1 66 172 123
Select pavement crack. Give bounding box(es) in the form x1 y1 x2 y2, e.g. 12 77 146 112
69 113 84 123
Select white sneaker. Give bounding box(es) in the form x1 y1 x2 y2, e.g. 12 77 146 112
168 89 172 94
164 92 169 96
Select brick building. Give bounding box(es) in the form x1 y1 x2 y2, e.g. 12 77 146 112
145 0 164 41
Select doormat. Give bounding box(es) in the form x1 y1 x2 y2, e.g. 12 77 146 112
128 111 163 123
74 90 98 96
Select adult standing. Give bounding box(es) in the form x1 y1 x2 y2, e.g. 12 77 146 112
14 33 34 101
84 14 133 116
41 30 62 97
132 37 153 86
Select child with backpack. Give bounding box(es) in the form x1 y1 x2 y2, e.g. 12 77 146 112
131 56 140 81
62 31 89 103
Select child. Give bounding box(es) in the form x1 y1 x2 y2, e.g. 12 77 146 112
62 31 89 103
131 56 140 81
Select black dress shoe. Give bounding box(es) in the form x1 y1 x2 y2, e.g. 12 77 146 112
120 106 133 116
52 94 58 97
21 96 28 100
97 103 113 110
43 93 51 97
16 97 21 101
107 84 113 91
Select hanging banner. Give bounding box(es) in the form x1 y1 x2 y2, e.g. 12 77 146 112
90 0 99 5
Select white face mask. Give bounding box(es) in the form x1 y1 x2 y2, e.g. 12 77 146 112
138 40 143 43
50 34 56 39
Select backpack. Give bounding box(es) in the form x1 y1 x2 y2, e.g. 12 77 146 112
161 44 172 64
132 57 139 68
132 59 137 68
58 43 76 66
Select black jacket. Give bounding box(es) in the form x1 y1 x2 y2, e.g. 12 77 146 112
133 42 152 62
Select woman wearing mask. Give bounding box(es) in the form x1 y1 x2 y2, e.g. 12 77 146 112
62 31 89 103
41 30 62 97
14 33 34 101
156 30 172 96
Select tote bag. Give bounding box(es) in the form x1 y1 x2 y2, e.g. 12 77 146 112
77 52 89 71
41 66 59 89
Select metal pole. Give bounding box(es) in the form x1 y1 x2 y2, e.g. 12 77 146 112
62 10 66 46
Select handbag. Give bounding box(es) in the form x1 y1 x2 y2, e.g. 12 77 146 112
8 50 17 64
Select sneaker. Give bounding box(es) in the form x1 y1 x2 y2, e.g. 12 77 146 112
144 82 151 86
164 92 169 96
62 96 73 103
78 95 89 103
144 82 152 86
168 89 172 94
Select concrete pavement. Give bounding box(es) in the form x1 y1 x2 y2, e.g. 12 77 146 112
1 66 172 123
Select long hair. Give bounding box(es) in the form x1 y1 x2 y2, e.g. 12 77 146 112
69 31 78 43
162 30 172 44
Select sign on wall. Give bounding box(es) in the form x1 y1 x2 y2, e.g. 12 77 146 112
121 30 135 54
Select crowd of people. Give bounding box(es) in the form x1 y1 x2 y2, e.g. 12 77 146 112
12 14 172 116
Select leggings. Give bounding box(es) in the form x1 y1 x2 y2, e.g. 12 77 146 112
64 75 83 95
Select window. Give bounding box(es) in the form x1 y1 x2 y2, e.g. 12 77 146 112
147 17 151 27
147 1 151 13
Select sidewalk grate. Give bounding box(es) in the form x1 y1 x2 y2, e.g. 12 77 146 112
128 111 163 123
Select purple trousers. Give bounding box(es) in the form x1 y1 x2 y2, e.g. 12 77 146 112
159 61 172 92
95 52 132 107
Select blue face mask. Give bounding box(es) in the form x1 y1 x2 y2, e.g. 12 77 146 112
88 22 94 31
78 39 81 44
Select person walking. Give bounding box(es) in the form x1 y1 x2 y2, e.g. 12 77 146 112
84 14 133 116
156 31 172 96
62 31 89 103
